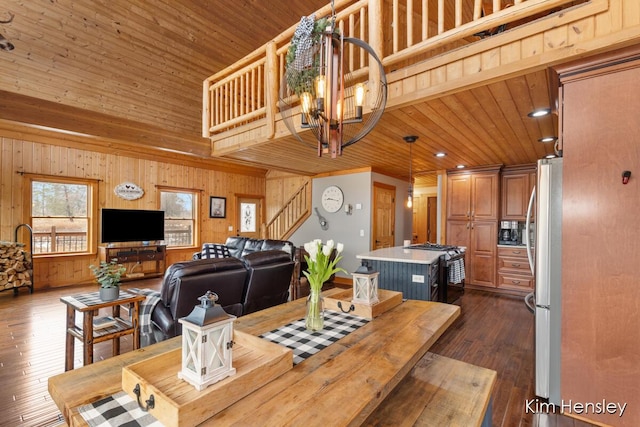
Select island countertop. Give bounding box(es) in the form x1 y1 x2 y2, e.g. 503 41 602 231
357 246 447 265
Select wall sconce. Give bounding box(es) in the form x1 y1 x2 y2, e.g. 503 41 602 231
178 291 236 391
344 204 352 215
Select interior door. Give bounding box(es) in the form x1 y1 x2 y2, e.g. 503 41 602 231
236 196 264 239
372 182 395 249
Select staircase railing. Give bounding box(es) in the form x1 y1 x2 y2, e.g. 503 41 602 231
203 0 584 138
266 180 312 240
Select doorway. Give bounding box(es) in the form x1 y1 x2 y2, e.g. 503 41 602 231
372 182 396 249
235 195 264 239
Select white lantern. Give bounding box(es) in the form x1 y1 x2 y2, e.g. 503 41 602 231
178 291 236 390
352 261 380 305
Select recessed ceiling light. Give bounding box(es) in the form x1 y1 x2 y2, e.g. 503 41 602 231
528 108 551 118
538 136 557 143
456 165 465 169
435 152 446 158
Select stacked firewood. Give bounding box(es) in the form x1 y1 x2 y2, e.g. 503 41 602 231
0 242 33 291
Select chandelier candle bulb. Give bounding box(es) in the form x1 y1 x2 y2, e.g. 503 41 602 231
315 76 325 109
355 83 365 119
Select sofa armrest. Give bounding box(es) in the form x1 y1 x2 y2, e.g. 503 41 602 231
150 303 176 340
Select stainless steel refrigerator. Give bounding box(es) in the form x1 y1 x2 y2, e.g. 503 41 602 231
525 157 562 404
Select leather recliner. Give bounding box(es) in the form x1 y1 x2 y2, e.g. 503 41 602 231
150 257 248 341
150 249 296 342
241 250 295 315
219 236 295 260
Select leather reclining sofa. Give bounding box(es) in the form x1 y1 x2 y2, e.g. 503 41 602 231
150 237 296 341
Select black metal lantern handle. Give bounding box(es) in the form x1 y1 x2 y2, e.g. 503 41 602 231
133 383 155 411
337 301 355 314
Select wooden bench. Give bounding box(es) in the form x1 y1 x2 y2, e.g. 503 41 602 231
364 352 497 426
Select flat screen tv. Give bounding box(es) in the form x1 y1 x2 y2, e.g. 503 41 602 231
101 208 165 243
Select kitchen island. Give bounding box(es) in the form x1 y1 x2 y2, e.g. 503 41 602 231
357 245 464 302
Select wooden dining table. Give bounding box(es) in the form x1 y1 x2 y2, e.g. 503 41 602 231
48 288 460 426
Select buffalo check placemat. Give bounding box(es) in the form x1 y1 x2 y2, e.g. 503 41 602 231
259 311 369 365
78 391 164 427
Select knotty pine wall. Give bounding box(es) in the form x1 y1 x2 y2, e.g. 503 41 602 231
0 137 266 290
265 170 309 222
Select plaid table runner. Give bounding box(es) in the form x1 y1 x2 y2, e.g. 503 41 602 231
78 391 163 427
71 290 139 307
259 310 369 365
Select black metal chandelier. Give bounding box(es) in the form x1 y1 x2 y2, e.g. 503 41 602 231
279 4 387 158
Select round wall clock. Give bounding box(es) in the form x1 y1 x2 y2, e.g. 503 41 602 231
321 185 344 213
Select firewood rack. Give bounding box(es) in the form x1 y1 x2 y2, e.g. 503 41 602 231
2 223 35 294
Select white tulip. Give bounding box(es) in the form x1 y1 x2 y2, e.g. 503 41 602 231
304 242 313 253
326 239 335 249
322 245 332 256
336 242 344 253
308 246 318 261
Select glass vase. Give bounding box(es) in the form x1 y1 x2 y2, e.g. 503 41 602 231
305 289 324 332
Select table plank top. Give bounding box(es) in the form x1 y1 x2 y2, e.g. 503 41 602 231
49 288 460 426
60 290 145 311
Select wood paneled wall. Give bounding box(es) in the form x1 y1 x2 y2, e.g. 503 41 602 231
0 137 265 290
265 170 310 223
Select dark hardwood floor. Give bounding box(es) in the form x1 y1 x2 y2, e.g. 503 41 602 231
0 280 596 427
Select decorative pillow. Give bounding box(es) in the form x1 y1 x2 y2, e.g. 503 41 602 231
201 243 231 259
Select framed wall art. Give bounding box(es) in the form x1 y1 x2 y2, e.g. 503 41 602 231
209 196 226 218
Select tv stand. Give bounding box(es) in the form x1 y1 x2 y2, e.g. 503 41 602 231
99 244 166 281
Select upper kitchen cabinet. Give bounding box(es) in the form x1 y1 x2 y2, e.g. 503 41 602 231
447 166 500 222
447 174 472 220
446 166 501 288
500 165 536 221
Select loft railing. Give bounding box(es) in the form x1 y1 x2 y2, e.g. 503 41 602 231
266 180 312 240
203 0 581 138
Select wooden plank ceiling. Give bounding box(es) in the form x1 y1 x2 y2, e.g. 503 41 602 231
0 0 558 187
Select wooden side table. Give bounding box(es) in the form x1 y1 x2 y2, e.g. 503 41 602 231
60 290 146 371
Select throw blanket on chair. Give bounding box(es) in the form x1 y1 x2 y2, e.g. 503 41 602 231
129 288 162 346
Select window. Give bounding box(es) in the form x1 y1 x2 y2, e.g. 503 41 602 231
160 188 198 248
28 176 97 255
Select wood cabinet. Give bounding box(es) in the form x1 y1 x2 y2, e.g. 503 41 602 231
99 244 166 280
448 220 498 287
556 47 640 426
500 165 536 221
496 246 534 293
447 171 499 221
446 167 500 288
